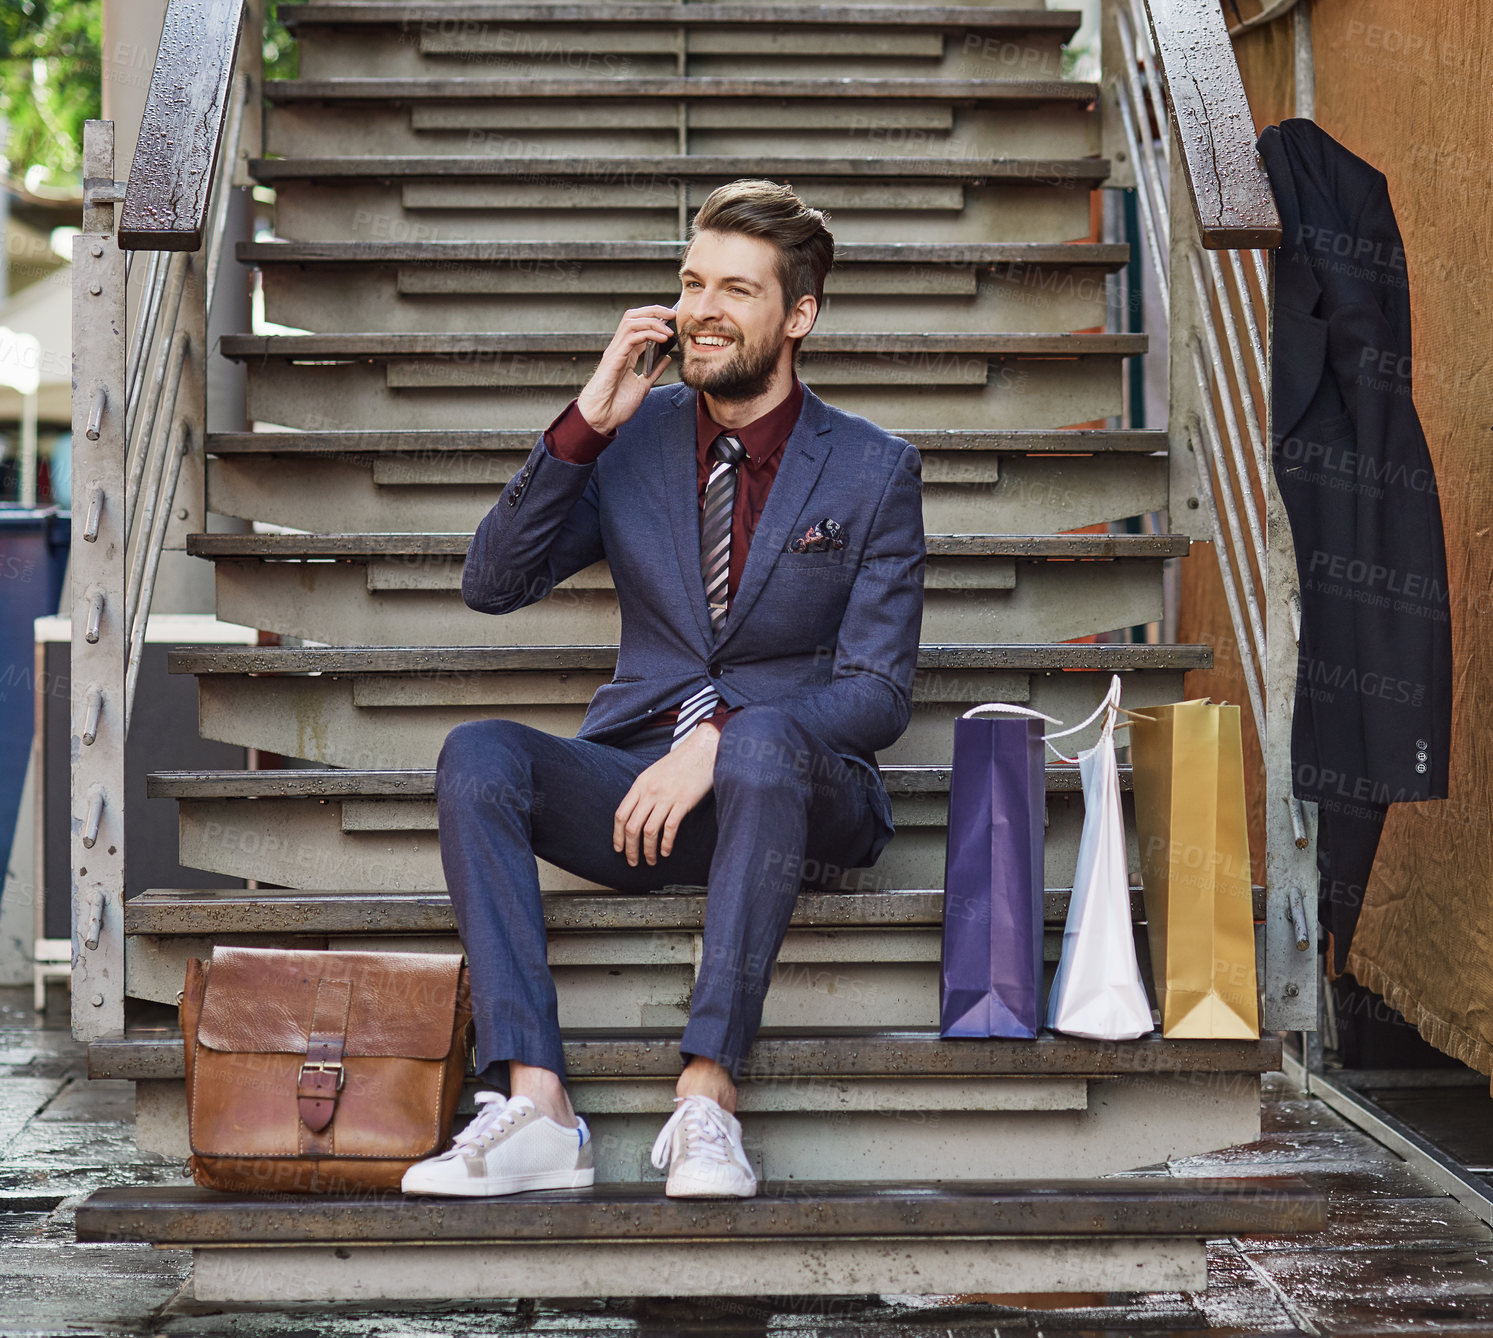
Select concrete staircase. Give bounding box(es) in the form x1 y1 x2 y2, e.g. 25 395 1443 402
79 0 1322 1298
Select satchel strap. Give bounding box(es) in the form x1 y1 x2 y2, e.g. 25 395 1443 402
297 977 352 1134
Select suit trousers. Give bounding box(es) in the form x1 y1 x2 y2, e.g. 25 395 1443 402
435 702 883 1084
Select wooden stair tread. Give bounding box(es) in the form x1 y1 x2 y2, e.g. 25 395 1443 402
280 5 1085 35
76 1175 1324 1245
219 330 1144 359
238 239 1131 268
207 427 1166 455
184 532 1188 560
144 764 1120 798
267 76 1099 104
167 641 1211 674
250 154 1113 182
123 884 1266 935
87 1029 1284 1083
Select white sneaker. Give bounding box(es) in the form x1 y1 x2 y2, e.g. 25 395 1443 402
401 1092 594 1197
649 1094 757 1198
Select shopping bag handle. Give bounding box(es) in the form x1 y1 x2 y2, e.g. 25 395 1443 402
961 702 1063 724
960 702 1075 762
1033 675 1156 764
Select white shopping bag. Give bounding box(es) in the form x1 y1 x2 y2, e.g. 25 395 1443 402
1044 676 1155 1040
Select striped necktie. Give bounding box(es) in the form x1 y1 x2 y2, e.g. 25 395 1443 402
671 430 747 750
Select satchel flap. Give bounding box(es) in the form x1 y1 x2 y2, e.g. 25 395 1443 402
196 946 462 1059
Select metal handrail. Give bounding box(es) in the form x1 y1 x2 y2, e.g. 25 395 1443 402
68 0 257 1042
1113 5 1170 301
1103 0 1318 1032
126 423 192 718
118 66 246 723
123 253 187 528
1185 416 1264 730
204 72 251 314
124 328 189 646
123 251 164 443
1184 248 1266 582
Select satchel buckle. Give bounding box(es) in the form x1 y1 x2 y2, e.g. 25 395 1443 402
298 1060 344 1091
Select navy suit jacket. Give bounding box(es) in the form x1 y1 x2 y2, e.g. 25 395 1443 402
461 380 926 864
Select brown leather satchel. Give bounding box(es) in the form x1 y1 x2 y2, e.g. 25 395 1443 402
180 945 472 1194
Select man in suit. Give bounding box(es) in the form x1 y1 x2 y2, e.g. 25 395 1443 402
1256 120 1452 976
402 180 925 1200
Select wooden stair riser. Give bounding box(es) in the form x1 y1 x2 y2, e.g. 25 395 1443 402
129 1073 1098 1164
128 1070 1259 1185
236 353 1127 432
255 258 1115 335
291 22 1076 85
266 99 1096 162
206 451 1165 535
123 922 1161 1024
167 789 1132 890
186 1237 1205 1302
192 664 1189 769
205 553 1166 646
270 177 1099 245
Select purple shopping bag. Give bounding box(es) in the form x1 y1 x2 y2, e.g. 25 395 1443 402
939 704 1056 1039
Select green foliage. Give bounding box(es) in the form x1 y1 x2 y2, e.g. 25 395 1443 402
264 1 298 83
1 0 297 189
0 0 102 187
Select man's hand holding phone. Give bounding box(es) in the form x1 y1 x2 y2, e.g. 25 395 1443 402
575 305 677 437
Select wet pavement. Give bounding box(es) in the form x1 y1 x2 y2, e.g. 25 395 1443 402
4 984 1492 1336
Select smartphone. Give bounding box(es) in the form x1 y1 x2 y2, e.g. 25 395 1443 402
640 311 679 377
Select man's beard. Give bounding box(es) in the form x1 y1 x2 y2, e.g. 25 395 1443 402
681 326 783 401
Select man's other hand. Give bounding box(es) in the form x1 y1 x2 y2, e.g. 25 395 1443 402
614 721 720 866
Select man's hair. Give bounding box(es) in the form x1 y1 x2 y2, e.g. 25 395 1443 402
687 180 835 333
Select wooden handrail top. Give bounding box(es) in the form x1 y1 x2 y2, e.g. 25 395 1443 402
1138 0 1281 249
119 0 245 250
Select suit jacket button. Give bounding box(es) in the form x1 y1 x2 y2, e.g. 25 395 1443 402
1415 763 1428 774
709 661 723 677
1416 738 1429 749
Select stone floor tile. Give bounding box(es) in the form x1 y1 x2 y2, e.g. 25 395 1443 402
1245 1245 1493 1333
34 1077 137 1122
1238 1194 1493 1252
0 1075 67 1152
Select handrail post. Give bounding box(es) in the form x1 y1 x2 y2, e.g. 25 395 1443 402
236 0 264 188
1164 145 1211 543
1261 265 1319 1030
71 119 129 1041
1098 0 1138 192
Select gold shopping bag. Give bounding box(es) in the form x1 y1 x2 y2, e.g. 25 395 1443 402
1128 699 1260 1039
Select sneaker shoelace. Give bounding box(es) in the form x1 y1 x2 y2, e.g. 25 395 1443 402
649 1094 735 1171
443 1091 531 1158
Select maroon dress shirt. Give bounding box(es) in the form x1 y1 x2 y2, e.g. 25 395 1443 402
543 375 806 733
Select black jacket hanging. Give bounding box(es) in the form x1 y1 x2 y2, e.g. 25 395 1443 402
1256 118 1452 970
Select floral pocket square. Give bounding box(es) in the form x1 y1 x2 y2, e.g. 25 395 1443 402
788 517 847 553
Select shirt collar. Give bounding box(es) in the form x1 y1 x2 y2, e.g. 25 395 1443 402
695 374 805 469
